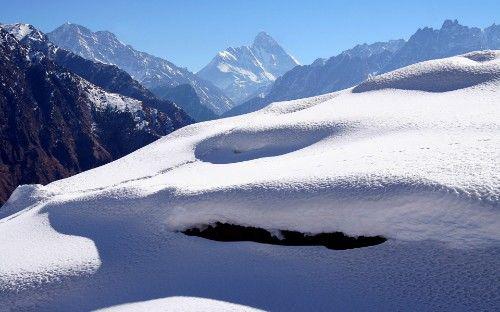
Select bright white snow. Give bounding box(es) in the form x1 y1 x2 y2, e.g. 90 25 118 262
95 297 264 312
354 50 500 92
81 80 143 113
3 23 34 41
1 51 499 311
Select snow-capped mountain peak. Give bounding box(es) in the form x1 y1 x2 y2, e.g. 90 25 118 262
47 23 126 64
48 23 234 115
252 31 279 49
198 32 299 104
217 49 237 61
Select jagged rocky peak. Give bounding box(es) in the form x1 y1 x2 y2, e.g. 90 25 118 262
52 22 96 41
383 19 491 72
57 22 108 36
343 39 406 58
410 19 477 39
251 31 300 76
252 31 279 48
1 23 45 42
440 19 482 36
442 19 459 28
198 31 299 104
49 23 118 60
57 21 87 32
484 23 500 46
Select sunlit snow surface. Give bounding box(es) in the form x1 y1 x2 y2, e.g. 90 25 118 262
1 51 499 311
94 297 264 312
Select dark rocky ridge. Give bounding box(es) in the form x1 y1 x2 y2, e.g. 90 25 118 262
2 23 191 126
0 27 190 204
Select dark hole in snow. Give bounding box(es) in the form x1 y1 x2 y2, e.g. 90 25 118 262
182 222 386 250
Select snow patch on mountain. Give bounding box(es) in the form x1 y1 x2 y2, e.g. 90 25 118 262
82 80 143 113
1 23 46 44
4 23 33 41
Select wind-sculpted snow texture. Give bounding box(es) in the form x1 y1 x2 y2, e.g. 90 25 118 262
354 50 500 92
231 20 500 117
1 51 499 311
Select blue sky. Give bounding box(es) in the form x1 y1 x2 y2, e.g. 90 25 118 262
1 0 498 71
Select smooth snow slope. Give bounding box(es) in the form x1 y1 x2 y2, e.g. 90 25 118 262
1 51 499 311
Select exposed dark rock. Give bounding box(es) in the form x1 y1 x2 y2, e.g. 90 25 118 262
0 27 191 205
183 222 386 250
2 23 192 129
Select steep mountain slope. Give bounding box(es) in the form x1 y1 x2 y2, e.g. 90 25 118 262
3 23 192 124
0 27 188 204
151 84 217 122
198 32 299 104
48 23 234 115
384 19 495 71
231 20 500 116
1 51 499 311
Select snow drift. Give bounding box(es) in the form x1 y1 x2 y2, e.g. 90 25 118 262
353 50 500 92
1 51 499 311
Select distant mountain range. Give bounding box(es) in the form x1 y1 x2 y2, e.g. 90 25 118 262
226 20 500 117
198 32 299 104
0 24 191 204
2 18 499 204
48 23 234 116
